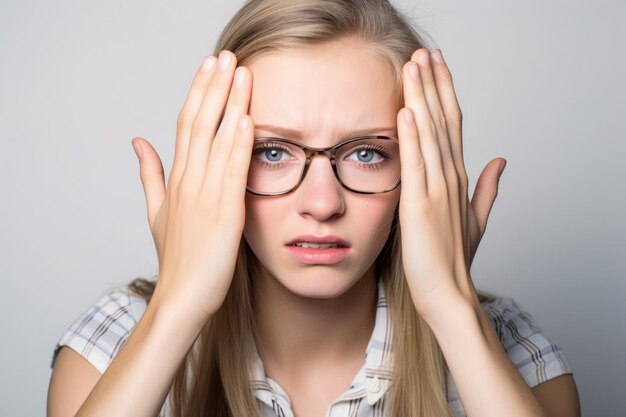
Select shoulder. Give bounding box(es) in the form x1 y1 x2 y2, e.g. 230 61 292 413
51 287 148 373
479 296 574 387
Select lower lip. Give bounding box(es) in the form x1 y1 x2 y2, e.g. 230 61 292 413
285 245 350 265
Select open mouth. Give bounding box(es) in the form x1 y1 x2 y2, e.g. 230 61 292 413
285 236 350 264
286 235 350 248
291 242 344 249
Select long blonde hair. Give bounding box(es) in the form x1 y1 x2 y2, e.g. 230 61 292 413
128 1 496 415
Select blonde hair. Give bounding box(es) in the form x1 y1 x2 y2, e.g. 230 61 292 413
128 1 496 415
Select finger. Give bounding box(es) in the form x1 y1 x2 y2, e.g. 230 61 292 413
397 107 428 213
429 49 470 231
429 49 467 193
471 158 506 234
411 49 466 280
132 137 166 227
204 66 252 195
185 50 237 181
170 55 218 189
401 60 446 197
428 49 471 265
220 115 254 226
411 49 456 183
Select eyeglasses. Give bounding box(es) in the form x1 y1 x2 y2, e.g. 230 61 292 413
246 136 401 196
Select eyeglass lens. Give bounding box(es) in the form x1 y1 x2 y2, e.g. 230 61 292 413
246 138 400 194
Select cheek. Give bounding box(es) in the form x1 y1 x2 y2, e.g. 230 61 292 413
350 191 400 248
243 196 284 244
360 191 399 226
243 197 261 242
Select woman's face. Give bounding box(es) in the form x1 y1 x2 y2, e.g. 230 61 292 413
244 38 401 298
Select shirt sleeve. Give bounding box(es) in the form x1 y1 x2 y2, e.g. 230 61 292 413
50 288 148 374
481 296 573 387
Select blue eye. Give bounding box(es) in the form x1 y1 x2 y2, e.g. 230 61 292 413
355 149 375 162
252 141 296 167
345 147 386 164
263 149 284 162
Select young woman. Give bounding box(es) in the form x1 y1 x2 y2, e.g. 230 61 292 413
47 1 580 416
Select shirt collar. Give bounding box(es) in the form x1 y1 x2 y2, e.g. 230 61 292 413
248 278 394 408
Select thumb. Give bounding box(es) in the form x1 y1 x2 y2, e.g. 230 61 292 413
132 137 166 227
470 158 506 234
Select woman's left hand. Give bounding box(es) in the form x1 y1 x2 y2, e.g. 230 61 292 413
397 48 506 317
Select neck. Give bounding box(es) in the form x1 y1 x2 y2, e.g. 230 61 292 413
253 266 378 377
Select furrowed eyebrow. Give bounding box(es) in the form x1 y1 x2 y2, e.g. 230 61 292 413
253 124 397 140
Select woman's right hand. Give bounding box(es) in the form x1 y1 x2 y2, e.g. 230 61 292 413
131 50 254 323
49 53 253 417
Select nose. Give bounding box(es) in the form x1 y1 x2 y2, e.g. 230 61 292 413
295 154 345 222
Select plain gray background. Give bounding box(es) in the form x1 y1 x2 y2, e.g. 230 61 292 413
2 0 624 415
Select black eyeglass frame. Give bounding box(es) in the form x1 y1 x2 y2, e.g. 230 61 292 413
246 135 401 196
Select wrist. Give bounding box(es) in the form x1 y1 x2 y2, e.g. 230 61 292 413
418 288 478 329
150 283 216 335
413 276 484 326
417 284 502 353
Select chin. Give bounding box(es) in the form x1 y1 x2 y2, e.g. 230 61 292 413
263 261 370 300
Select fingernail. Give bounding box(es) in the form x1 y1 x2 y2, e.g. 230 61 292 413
408 61 419 79
498 160 507 178
234 67 247 87
218 51 232 71
201 56 216 72
132 139 143 159
417 52 429 66
431 49 444 64
402 107 415 124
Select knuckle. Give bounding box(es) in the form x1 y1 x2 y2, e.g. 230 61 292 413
441 69 453 83
434 114 447 131
432 181 449 202
178 175 201 200
447 120 460 131
190 117 213 137
447 112 462 131
177 111 194 130
446 167 459 189
138 172 149 189
458 172 469 193
210 136 229 157
167 168 182 190
425 120 437 137
212 69 234 88
422 77 436 90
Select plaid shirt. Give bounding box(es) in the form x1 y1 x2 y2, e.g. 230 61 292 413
52 279 572 416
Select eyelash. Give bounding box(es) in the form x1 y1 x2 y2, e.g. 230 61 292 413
348 144 393 159
343 144 393 171
252 142 294 169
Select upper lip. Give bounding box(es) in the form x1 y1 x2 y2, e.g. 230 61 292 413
286 235 351 248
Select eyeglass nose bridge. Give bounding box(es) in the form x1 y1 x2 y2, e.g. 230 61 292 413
297 148 342 189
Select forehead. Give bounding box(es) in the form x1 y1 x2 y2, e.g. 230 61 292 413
246 39 399 144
